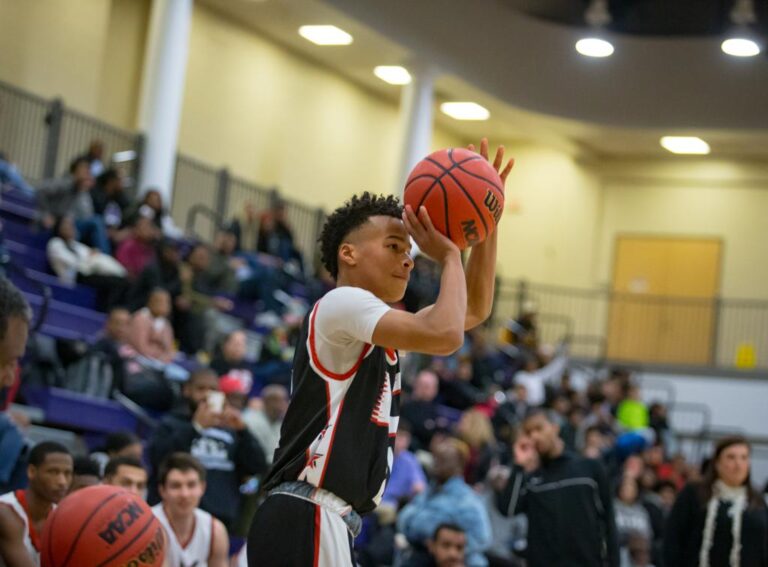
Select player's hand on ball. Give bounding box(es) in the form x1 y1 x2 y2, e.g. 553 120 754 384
467 138 515 193
402 204 460 264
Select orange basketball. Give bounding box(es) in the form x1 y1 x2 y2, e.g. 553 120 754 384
41 485 165 567
404 148 504 250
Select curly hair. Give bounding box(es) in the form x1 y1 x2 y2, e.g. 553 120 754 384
319 192 403 279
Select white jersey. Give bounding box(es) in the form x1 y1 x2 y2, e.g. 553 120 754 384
0 490 43 566
152 504 213 567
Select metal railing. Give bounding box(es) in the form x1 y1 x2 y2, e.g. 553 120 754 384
494 279 768 371
0 79 326 271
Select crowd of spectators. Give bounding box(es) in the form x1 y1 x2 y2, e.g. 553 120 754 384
1 143 767 567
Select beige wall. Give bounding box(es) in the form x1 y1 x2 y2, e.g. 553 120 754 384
178 6 463 210
595 159 768 299
0 0 147 129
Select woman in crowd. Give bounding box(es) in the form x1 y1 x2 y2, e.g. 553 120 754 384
663 436 768 567
46 215 129 309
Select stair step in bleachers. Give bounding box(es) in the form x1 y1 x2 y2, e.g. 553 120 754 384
22 385 138 435
23 291 106 341
9 268 97 310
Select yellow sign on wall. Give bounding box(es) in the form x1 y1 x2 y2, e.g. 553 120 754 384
735 343 756 369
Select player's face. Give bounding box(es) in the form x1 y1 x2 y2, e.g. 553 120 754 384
0 316 28 388
29 453 73 503
160 470 205 514
428 529 466 567
351 216 414 303
107 465 148 498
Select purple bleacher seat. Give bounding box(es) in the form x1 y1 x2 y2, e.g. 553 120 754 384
2 217 49 249
0 199 36 223
22 385 138 434
1 187 36 207
23 291 106 341
6 240 49 273
9 269 97 310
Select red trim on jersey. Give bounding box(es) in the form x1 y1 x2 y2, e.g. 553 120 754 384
318 395 345 487
313 505 321 567
308 303 373 381
16 490 41 552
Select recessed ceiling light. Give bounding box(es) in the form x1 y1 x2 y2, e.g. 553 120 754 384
660 136 711 155
721 37 761 57
298 25 353 46
440 102 490 121
373 66 411 85
575 37 614 57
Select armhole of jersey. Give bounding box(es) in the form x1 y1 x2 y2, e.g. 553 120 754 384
208 515 215 561
308 302 373 381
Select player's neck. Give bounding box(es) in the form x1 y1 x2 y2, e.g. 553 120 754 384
335 273 374 295
165 505 195 538
24 489 53 521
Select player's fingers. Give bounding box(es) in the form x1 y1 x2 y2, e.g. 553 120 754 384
500 158 515 183
467 143 476 153
404 205 425 235
480 138 489 161
418 206 437 233
493 145 505 172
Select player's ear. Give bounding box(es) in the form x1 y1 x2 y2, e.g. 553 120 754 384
338 242 357 270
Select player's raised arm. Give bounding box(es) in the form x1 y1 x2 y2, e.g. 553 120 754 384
371 205 467 355
462 138 515 329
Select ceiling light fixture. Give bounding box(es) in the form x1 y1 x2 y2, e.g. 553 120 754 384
440 102 490 121
722 0 761 57
576 0 614 58
373 66 412 85
298 25 353 46
660 136 711 155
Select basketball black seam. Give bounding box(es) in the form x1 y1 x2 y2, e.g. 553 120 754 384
59 491 126 567
454 162 504 194
424 155 490 236
434 177 452 240
95 515 158 567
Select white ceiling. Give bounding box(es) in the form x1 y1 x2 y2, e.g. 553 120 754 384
198 0 768 159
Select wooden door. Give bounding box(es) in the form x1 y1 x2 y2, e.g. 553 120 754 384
606 236 721 365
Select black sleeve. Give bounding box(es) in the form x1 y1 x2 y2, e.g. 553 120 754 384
593 459 620 567
663 483 697 567
495 464 528 517
234 428 268 476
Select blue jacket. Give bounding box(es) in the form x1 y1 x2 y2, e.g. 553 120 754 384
398 476 492 567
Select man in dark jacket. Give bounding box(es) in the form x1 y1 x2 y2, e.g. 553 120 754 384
494 408 620 567
147 368 267 529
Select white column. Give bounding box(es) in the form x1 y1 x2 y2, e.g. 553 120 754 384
396 62 436 196
137 0 193 205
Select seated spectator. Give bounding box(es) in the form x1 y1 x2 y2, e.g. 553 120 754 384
69 456 102 493
104 455 148 499
46 215 129 310
207 229 239 295
398 438 492 567
428 523 469 567
382 423 427 508
175 244 233 355
218 372 251 412
210 330 253 382
401 370 446 451
147 368 267 529
91 168 131 242
116 216 159 279
129 288 176 364
243 384 288 466
91 430 143 474
129 238 182 311
614 476 653 552
0 151 35 195
37 157 110 253
626 532 654 567
617 384 649 431
492 383 529 444
230 201 259 252
440 359 484 411
77 139 106 177
257 198 304 274
456 409 499 486
127 189 183 238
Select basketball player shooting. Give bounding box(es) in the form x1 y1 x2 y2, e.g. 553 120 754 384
247 139 514 566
